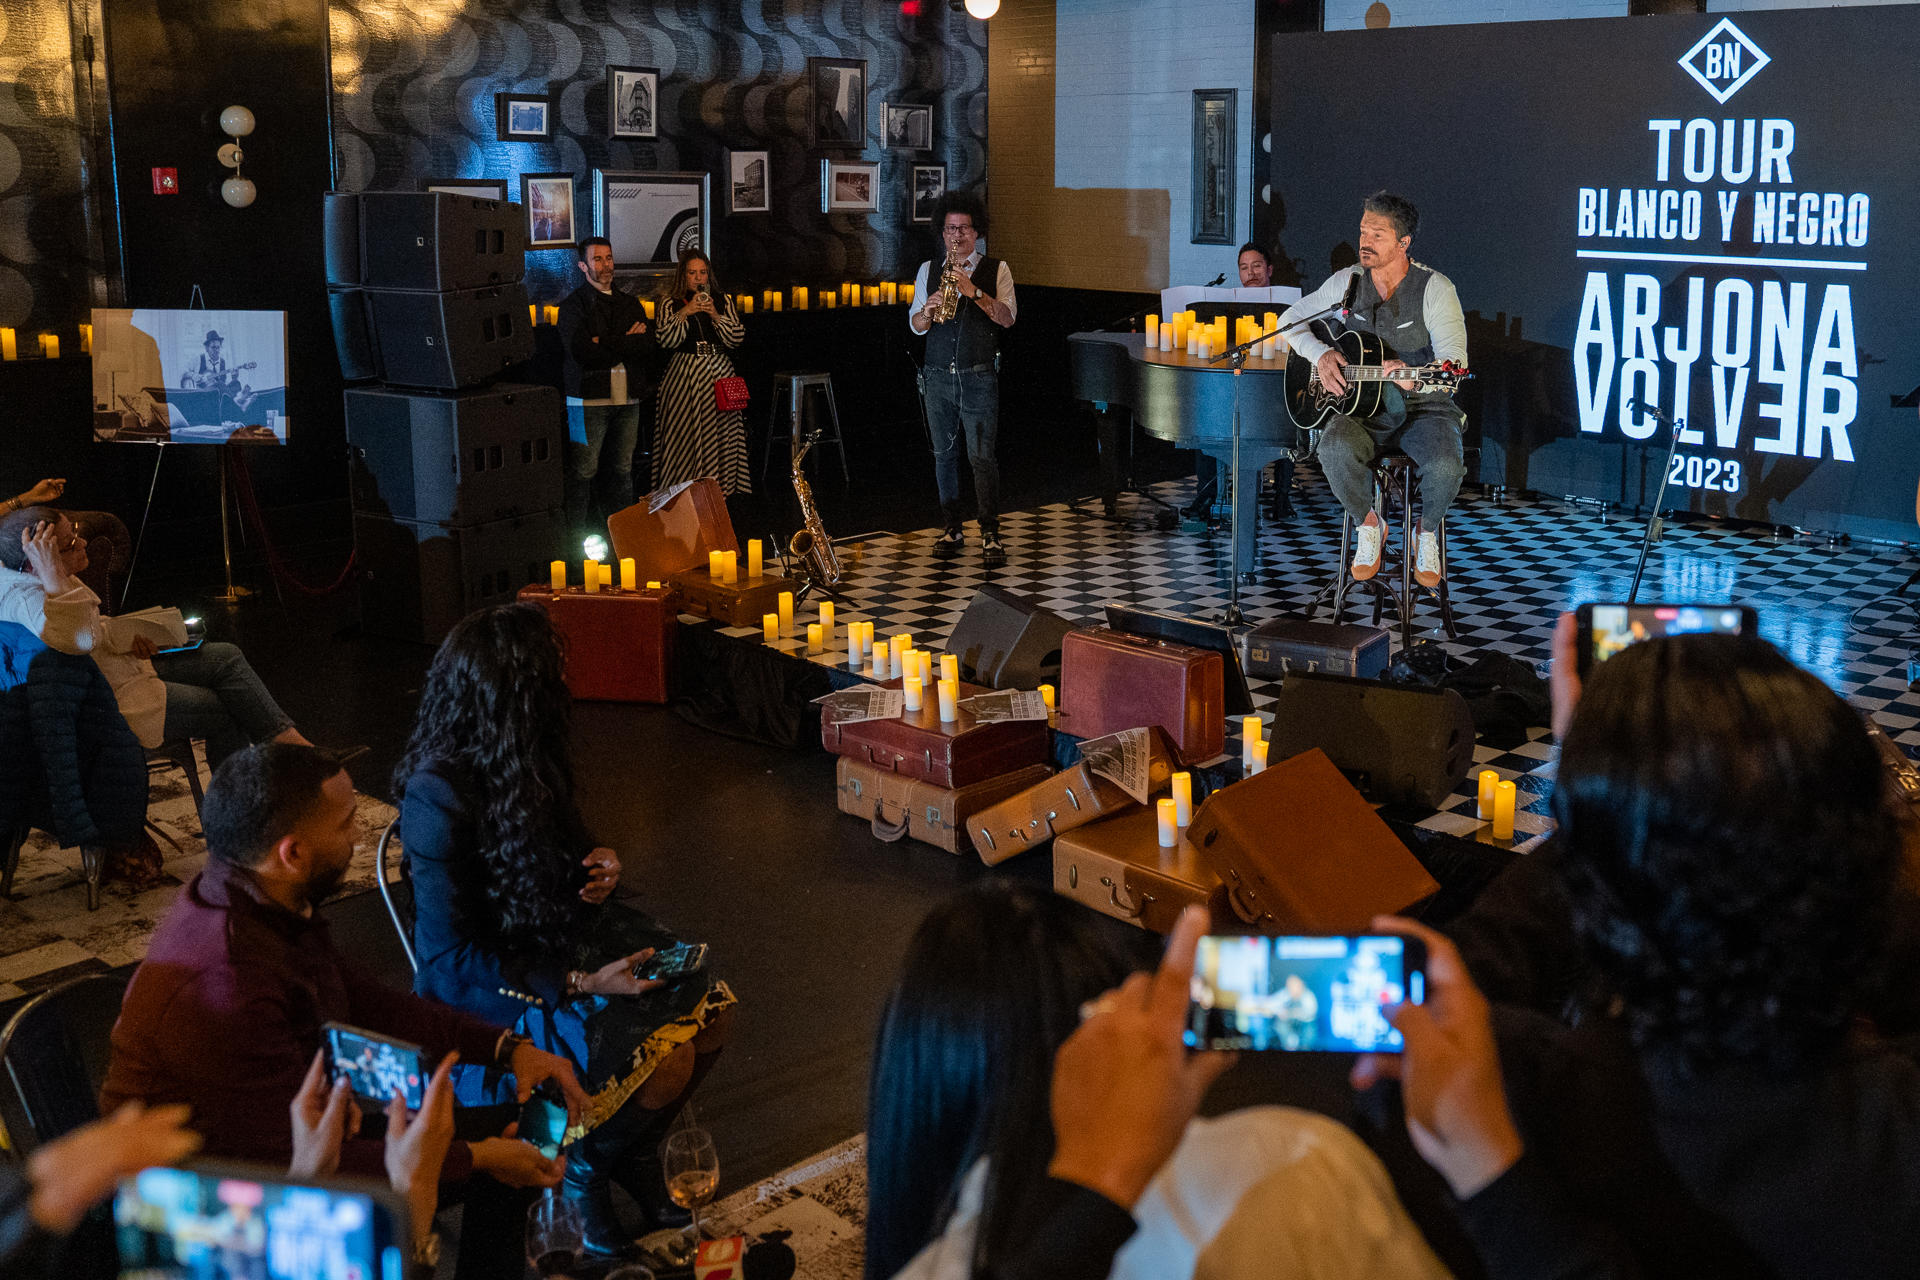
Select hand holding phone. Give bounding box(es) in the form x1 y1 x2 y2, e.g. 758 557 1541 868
323 1022 426 1110
1185 934 1427 1053
631 941 708 984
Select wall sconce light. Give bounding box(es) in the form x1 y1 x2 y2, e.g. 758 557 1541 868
951 0 999 17
217 105 256 208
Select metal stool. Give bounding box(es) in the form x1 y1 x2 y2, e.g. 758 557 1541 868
761 371 850 483
1306 452 1458 652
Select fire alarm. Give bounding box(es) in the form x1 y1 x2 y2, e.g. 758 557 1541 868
152 168 179 195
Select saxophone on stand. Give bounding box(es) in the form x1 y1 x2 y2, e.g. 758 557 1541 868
786 428 845 597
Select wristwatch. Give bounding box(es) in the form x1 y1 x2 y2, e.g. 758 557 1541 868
493 1032 531 1070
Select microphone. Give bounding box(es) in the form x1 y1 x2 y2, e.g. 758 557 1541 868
1339 270 1361 317
1204 272 1226 287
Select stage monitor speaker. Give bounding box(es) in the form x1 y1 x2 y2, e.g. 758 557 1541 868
1266 671 1474 810
328 289 381 382
345 382 562 527
355 508 561 645
323 192 362 286
946 586 1077 690
358 192 528 292
367 282 533 391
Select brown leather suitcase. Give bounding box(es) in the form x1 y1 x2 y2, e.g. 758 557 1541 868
515 583 678 703
836 759 1054 855
607 479 738 584
969 727 1180 866
820 680 1052 789
1052 808 1229 934
668 568 803 628
1058 628 1226 765
1188 747 1440 931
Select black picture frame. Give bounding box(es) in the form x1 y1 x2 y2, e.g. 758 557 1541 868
910 163 946 224
1190 88 1236 245
606 65 659 139
520 172 577 249
883 102 933 152
496 91 554 143
417 178 509 201
593 169 711 270
809 56 867 149
723 149 770 216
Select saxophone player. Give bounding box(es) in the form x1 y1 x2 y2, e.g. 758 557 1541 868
907 193 1016 568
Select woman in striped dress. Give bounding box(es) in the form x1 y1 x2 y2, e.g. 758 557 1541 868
652 252 749 494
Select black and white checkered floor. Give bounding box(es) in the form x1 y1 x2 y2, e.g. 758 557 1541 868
735 468 1920 850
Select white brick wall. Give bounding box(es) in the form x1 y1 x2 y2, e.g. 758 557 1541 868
1053 0 1253 287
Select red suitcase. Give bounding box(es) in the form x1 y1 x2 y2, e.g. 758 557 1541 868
515 584 677 703
820 680 1052 789
1058 629 1226 765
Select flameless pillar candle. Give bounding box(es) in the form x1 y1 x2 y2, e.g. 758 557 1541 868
1038 683 1055 710
1186 325 1199 355
619 558 636 591
917 650 933 690
778 591 795 637
940 654 959 685
807 623 824 654
78 324 91 354
903 675 924 711
795 287 809 310
1157 799 1178 848
0 329 14 360
544 305 559 327
763 613 780 644
847 639 864 669
763 290 775 310
891 634 912 679
1197 335 1212 360
647 581 661 590
1249 740 1270 775
39 334 57 358
599 563 613 587
1145 313 1159 346
771 294 783 312
1159 324 1173 352
721 551 739 584
819 601 835 641
1171 772 1193 826
530 304 539 328
643 300 656 319
584 560 600 593
550 560 567 591
1492 781 1518 840
883 281 898 304
708 550 723 581
937 678 959 723
902 282 915 304
1477 769 1500 820
1242 715 1263 768
741 295 753 314
747 539 764 579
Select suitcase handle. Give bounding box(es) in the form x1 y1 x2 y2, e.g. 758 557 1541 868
870 801 910 843
1222 875 1270 926
1100 875 1153 921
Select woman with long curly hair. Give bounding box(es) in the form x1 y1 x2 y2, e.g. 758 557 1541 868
393 603 735 1257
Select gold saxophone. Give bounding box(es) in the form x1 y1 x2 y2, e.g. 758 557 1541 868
923 245 966 325
787 429 843 590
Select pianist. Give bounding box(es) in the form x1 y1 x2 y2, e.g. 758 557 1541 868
1278 192 1466 588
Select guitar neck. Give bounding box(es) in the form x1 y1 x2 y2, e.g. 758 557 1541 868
1341 365 1415 381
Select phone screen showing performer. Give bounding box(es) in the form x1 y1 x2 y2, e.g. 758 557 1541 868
1576 603 1756 674
322 1022 425 1110
1185 934 1426 1053
114 1164 406 1280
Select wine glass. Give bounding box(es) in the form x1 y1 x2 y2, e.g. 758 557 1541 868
526 1188 585 1277
660 1126 720 1246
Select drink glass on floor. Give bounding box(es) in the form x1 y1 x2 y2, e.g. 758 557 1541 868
526 1187 585 1277
661 1126 720 1246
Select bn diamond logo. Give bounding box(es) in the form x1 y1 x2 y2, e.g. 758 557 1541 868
1679 19 1771 104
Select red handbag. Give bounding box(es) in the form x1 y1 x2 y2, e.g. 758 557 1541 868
714 376 750 412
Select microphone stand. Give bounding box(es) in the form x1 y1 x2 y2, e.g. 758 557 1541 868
1623 399 1687 604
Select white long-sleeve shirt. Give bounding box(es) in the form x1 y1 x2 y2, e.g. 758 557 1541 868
0 564 168 746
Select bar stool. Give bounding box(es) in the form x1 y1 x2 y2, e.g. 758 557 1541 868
1305 452 1458 652
761 371 850 483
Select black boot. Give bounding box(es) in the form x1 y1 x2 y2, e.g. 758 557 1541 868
608 1102 694 1230
558 1123 642 1258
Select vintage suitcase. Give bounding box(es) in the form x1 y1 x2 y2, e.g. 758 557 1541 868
668 569 803 628
1243 616 1392 681
1058 629 1226 765
1188 747 1440 932
968 726 1179 866
608 480 740 584
1052 808 1230 934
515 583 678 703
820 681 1052 789
836 759 1054 855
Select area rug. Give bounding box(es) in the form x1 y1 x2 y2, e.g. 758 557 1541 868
707 1134 866 1280
0 745 399 1001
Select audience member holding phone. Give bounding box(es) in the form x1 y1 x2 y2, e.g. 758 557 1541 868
394 603 736 1259
867 882 1447 1280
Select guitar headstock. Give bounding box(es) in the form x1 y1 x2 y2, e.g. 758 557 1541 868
1418 360 1472 390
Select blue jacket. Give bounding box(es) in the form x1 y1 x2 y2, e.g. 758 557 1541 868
0 621 145 848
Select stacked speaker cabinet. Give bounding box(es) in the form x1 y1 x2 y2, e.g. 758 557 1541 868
329 190 562 644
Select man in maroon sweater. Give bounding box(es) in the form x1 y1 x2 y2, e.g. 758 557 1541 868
100 742 588 1277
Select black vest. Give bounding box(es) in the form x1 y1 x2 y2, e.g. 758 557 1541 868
923 256 1003 371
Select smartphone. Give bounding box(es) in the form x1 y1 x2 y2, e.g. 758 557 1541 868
517 1087 570 1160
1184 933 1427 1053
632 941 709 983
115 1161 408 1280
1575 602 1757 675
322 1022 425 1110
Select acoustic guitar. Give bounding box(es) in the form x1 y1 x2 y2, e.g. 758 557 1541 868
1281 322 1470 431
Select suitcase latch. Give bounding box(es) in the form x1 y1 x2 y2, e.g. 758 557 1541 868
979 829 997 851
924 805 944 828
1102 876 1152 920
1064 788 1081 812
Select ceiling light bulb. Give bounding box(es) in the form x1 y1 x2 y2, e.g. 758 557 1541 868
221 176 257 208
964 0 998 17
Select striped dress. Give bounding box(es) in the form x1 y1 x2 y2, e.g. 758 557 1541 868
652 297 749 494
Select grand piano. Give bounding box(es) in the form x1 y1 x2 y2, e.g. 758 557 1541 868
1068 331 1296 573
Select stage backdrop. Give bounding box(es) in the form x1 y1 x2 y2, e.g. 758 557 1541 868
1270 7 1920 542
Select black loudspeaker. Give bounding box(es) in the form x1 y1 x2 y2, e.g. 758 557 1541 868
323 192 362 286
367 283 533 390
1266 671 1475 810
345 383 562 526
328 289 381 382
359 192 528 292
354 508 560 645
946 586 1078 690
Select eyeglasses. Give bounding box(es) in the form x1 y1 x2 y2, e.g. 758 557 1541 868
942 226 974 236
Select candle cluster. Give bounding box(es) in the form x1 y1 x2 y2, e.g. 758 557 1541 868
1241 715 1269 776
549 558 648 593
0 328 70 360
1477 769 1518 840
1144 311 1288 361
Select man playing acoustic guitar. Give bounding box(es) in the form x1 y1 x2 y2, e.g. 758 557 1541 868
1280 192 1467 586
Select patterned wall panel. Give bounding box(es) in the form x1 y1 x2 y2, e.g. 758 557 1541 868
329 0 989 304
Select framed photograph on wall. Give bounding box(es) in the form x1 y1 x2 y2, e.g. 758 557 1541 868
724 149 770 215
822 159 879 213
418 178 509 201
1190 88 1236 245
809 56 867 148
521 173 576 248
910 164 946 224
496 91 554 142
883 103 933 151
607 65 659 139
594 170 711 270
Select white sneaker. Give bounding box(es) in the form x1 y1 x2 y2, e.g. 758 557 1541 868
1350 518 1384 581
1414 529 1443 588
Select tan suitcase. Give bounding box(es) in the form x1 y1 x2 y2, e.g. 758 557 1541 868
1052 807 1229 934
836 759 1054 855
608 479 738 583
1188 747 1440 931
969 727 1179 866
668 568 803 628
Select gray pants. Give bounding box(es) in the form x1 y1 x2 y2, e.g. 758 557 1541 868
1319 390 1466 533
155 642 296 770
